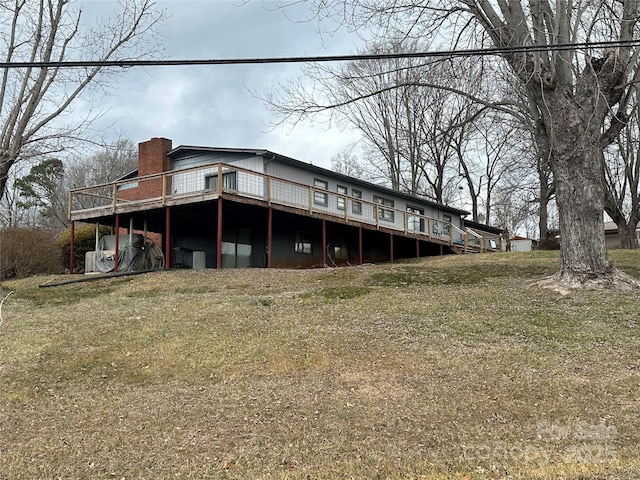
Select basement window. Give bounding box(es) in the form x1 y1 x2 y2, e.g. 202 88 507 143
295 231 313 255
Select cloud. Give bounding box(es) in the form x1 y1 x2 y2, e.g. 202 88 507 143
79 0 363 168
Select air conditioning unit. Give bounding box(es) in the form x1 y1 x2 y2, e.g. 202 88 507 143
193 251 206 269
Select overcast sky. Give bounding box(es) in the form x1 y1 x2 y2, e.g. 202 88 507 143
80 0 365 168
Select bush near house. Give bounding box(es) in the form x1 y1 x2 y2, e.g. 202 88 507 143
0 227 63 280
58 224 111 273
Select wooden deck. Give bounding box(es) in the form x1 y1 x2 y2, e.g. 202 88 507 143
69 163 502 253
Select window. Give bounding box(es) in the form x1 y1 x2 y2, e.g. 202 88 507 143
374 195 395 222
407 206 425 232
337 185 347 210
206 171 237 191
352 189 362 215
333 239 348 260
295 231 313 255
221 228 252 268
313 178 328 206
443 214 452 236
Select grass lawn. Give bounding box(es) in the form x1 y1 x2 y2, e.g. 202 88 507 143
1 250 639 479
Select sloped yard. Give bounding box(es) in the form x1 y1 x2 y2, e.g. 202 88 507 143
1 251 639 479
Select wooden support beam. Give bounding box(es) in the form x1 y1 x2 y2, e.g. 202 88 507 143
114 214 120 273
69 221 75 274
165 207 171 268
217 197 223 269
322 219 327 266
390 233 394 263
267 207 273 268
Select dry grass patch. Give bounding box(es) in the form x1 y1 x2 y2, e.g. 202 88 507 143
1 251 640 479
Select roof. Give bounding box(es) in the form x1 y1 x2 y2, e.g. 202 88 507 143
463 219 503 235
604 221 640 233
168 145 470 216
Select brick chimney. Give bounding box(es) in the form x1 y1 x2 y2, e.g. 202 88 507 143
118 138 173 201
138 137 172 176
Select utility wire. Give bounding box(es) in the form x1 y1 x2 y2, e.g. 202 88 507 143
0 39 638 69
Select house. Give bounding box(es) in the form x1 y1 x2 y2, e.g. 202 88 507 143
604 221 640 249
68 137 503 271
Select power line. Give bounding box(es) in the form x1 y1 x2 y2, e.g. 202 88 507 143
0 39 638 69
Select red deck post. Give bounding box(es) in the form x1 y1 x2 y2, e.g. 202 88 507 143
217 197 223 269
114 214 120 273
358 227 363 265
321 219 327 266
69 221 75 273
267 207 273 268
390 233 394 263
165 207 171 268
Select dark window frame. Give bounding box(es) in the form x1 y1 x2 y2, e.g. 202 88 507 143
295 230 313 255
313 178 328 206
374 195 395 222
407 205 425 232
443 214 452 235
205 171 237 191
351 189 362 215
337 185 348 211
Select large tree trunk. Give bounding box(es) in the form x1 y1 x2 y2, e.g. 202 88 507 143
525 52 639 289
553 139 613 281
536 91 636 289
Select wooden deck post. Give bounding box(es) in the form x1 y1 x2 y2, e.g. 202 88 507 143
69 221 75 274
322 219 327 266
267 207 273 268
416 238 420 258
217 197 223 269
358 226 363 265
390 233 394 263
114 214 120 273
165 207 171 269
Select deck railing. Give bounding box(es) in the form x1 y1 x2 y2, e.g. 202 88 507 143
69 162 501 252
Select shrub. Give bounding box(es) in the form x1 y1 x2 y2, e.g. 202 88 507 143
0 228 64 280
537 230 561 250
58 223 111 273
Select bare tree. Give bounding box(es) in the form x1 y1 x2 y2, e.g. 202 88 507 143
455 111 531 223
270 0 640 289
0 0 164 202
0 1 164 295
604 102 640 248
